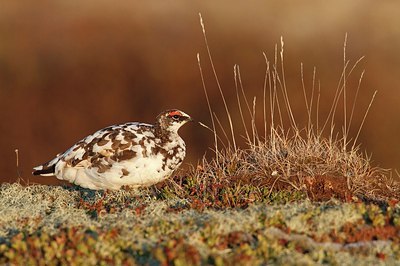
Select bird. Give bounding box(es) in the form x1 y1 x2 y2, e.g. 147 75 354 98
33 109 193 190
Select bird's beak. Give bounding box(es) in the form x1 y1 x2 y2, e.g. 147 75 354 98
187 117 194 122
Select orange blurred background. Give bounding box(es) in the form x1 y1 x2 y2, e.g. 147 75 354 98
1 0 400 185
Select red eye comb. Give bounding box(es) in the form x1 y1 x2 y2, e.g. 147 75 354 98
168 111 182 117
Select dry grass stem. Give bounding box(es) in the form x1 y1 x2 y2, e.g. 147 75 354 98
196 16 399 201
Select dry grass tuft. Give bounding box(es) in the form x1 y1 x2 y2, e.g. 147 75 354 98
195 16 399 202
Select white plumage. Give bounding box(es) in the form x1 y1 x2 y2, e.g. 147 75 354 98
33 109 192 190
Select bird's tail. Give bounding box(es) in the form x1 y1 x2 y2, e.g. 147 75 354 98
33 155 61 176
32 164 56 176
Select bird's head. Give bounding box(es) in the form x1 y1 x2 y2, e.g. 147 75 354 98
156 109 193 134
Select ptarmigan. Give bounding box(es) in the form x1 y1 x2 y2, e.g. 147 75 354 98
33 109 193 190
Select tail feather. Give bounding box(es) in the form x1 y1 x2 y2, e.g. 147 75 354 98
33 164 56 176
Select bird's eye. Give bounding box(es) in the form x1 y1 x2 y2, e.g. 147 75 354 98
172 115 180 120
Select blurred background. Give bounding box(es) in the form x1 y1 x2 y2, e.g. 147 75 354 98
1 0 399 185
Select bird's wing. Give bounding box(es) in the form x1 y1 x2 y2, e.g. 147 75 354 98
33 123 155 175
63 123 154 168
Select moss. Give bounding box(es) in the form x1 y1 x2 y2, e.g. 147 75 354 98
0 183 399 264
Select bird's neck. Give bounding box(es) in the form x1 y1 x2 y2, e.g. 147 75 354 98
154 124 178 141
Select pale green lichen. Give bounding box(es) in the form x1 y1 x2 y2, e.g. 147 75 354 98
0 183 399 265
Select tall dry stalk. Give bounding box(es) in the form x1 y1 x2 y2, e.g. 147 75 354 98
196 14 395 199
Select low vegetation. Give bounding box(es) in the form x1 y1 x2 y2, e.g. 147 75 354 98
0 181 399 265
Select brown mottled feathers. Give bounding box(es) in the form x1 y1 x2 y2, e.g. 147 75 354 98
32 109 193 190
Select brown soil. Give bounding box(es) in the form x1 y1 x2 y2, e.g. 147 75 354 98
304 175 353 202
252 174 353 202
